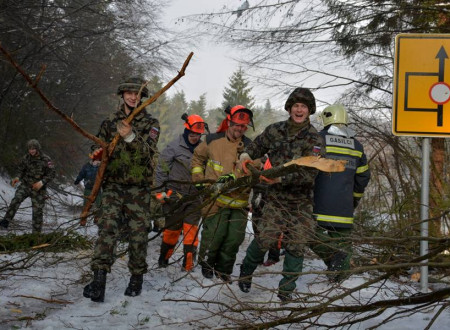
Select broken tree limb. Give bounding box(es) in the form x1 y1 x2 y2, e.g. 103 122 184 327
0 43 194 226
0 44 105 148
80 52 194 225
164 156 346 225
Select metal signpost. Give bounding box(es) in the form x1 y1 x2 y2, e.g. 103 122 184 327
393 33 450 293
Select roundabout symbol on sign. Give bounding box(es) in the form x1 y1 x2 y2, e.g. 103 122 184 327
429 82 450 105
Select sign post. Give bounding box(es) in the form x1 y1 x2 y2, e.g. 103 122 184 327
393 33 450 293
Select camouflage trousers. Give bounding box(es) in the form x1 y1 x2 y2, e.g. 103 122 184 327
241 192 316 295
251 192 316 257
2 184 46 233
91 183 151 275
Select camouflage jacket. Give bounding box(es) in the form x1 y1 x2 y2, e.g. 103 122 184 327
245 118 325 199
17 152 55 188
97 105 160 186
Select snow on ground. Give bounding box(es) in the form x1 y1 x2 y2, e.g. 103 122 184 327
1 176 449 329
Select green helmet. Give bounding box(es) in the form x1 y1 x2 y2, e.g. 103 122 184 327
284 87 316 114
116 77 149 98
320 104 349 127
27 139 41 150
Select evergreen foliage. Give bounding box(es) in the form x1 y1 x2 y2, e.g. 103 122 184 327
0 231 91 253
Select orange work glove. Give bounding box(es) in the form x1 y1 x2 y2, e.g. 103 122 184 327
259 175 281 185
32 180 44 191
156 189 173 203
11 177 19 187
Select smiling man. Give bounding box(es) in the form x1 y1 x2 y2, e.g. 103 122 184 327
83 77 160 303
237 87 325 302
192 105 254 282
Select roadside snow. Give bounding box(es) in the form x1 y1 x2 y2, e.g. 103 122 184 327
1 177 449 329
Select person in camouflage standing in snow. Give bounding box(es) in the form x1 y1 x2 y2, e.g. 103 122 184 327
237 87 325 302
83 77 160 303
0 139 55 233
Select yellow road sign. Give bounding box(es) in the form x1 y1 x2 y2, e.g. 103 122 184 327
393 33 450 136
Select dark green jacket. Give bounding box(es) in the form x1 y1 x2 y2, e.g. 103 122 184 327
97 105 160 186
17 152 55 187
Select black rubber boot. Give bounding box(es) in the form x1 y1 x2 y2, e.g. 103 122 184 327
238 265 252 293
200 262 214 279
327 251 349 282
83 270 107 302
158 242 174 268
124 274 143 297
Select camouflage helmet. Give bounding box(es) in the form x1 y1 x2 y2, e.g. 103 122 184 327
27 139 41 151
284 87 316 114
117 77 149 98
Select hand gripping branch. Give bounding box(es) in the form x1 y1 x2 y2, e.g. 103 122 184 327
0 43 194 226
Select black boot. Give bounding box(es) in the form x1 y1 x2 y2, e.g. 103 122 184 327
238 265 252 293
83 270 107 302
124 274 143 297
200 262 214 279
215 270 231 283
158 242 174 268
327 251 348 282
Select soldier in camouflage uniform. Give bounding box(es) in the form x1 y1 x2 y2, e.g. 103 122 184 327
83 77 160 303
0 139 55 233
237 87 325 302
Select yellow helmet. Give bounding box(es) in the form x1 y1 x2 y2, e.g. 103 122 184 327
320 104 348 127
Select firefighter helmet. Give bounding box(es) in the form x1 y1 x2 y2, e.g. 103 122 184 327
117 77 149 98
181 113 209 134
225 105 253 126
320 104 349 127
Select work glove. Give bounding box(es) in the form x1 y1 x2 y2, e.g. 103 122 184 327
353 197 361 208
216 173 236 183
11 177 19 187
259 175 281 184
32 181 44 191
195 183 206 191
156 189 173 203
237 152 254 175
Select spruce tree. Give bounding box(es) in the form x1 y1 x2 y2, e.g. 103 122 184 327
221 67 255 109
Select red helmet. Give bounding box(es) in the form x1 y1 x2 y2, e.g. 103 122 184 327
181 113 209 134
226 105 253 125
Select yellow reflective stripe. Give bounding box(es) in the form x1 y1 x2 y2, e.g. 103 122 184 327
356 164 369 174
326 146 362 158
207 160 223 172
353 192 364 198
216 194 247 208
191 166 204 174
314 214 353 224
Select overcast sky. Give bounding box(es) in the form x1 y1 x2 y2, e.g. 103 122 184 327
163 0 242 109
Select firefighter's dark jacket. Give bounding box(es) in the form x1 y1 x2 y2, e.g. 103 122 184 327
313 126 370 229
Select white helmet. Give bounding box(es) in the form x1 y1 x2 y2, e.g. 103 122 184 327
320 104 349 127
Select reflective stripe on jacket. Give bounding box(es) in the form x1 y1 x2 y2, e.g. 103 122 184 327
191 132 251 216
313 127 370 229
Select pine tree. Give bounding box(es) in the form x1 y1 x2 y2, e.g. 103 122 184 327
221 67 255 109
